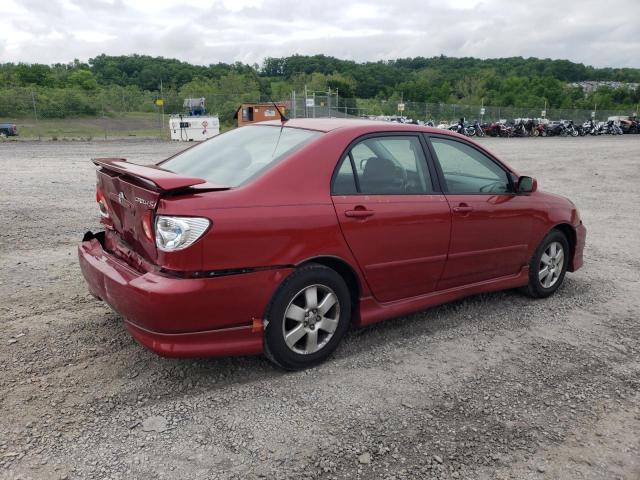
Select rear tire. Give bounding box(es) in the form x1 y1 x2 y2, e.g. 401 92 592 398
264 263 351 370
522 230 570 298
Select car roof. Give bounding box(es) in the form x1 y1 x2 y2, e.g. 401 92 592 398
258 117 447 135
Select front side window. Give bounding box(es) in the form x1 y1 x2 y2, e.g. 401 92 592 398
332 136 432 195
161 125 321 187
430 138 511 194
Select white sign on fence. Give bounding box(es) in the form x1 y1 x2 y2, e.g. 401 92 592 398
541 110 546 118
480 107 485 115
397 103 405 112
305 98 314 107
591 111 596 118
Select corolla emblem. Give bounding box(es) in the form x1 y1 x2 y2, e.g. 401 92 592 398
135 197 156 208
136 197 156 208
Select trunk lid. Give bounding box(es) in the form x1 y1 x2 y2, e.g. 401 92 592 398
93 158 228 264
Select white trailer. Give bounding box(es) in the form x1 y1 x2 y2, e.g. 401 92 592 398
169 115 220 141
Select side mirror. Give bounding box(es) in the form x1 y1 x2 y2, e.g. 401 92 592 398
517 176 537 194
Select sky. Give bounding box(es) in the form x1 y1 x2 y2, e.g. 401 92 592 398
1 0 639 68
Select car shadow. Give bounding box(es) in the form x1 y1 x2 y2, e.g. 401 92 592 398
90 275 598 407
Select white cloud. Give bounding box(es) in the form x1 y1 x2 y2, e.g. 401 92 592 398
0 0 638 68
72 31 118 43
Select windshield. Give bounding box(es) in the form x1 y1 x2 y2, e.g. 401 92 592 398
160 125 321 187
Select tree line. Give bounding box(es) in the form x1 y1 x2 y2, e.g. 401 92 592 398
1 54 639 119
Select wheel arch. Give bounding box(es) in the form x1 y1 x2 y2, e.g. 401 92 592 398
551 223 577 270
296 256 362 314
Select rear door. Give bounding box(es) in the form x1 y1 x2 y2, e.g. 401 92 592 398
426 135 533 290
331 134 451 303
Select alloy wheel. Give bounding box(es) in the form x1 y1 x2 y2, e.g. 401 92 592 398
282 284 340 355
539 241 565 288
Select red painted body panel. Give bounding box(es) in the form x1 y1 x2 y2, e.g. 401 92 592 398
93 157 216 190
332 194 451 302
78 118 586 358
357 267 530 327
438 193 534 290
78 237 292 334
125 321 262 358
96 172 160 263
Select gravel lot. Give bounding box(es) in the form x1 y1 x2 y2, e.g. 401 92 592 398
1 136 639 480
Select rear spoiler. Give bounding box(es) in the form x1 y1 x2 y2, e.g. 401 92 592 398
92 158 228 192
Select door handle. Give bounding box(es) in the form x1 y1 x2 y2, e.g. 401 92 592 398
452 205 473 213
344 209 374 218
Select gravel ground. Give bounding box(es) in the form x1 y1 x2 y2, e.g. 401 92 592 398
0 136 639 480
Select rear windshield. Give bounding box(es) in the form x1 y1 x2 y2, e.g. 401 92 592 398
160 125 321 187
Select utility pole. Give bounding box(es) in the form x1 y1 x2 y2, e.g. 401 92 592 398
304 85 308 118
31 90 37 120
292 90 296 119
160 79 165 135
30 90 39 140
102 99 107 140
327 87 331 118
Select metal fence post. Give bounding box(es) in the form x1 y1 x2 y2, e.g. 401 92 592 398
30 89 41 140
292 91 296 119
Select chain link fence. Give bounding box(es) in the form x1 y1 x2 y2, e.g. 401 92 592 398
0 87 635 140
287 92 634 125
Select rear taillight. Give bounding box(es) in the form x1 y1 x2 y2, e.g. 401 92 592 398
155 216 210 252
142 210 154 241
96 187 109 218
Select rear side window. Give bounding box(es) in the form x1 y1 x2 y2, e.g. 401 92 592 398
332 136 432 195
333 157 358 194
161 125 321 187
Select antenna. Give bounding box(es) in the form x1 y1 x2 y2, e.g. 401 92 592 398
272 101 289 123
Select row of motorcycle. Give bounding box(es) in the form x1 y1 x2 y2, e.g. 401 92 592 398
444 118 639 137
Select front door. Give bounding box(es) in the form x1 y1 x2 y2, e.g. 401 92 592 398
331 134 451 303
427 136 533 290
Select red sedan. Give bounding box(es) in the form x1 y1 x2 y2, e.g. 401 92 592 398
78 118 586 369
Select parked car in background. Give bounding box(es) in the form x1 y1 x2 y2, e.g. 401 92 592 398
0 123 18 137
617 116 639 134
78 118 586 369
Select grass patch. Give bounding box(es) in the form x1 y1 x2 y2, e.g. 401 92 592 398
0 112 168 140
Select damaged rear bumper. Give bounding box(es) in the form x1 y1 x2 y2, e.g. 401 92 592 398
78 231 293 357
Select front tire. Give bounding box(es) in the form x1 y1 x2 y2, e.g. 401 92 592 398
523 230 570 298
264 264 351 370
